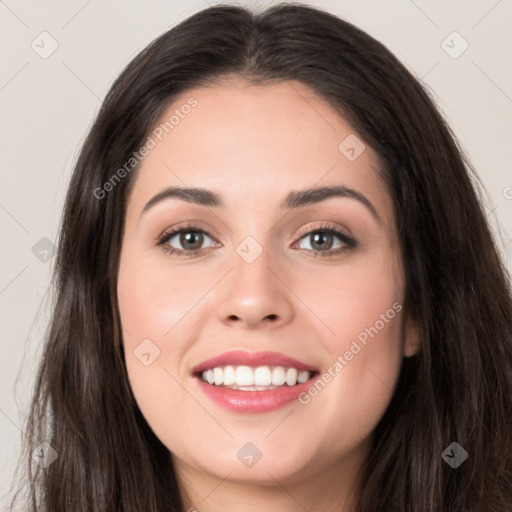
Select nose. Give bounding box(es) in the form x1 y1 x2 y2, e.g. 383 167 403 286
216 243 294 330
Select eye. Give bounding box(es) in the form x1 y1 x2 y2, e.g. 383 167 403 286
293 223 357 257
157 223 217 256
156 222 357 258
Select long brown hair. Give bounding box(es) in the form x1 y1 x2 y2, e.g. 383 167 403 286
9 3 512 511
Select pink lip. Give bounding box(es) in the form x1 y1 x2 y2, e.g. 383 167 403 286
191 349 319 374
194 374 321 413
191 350 320 414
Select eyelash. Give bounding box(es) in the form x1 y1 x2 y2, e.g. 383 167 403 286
156 222 357 258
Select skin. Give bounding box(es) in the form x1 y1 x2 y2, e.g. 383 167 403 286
117 78 419 512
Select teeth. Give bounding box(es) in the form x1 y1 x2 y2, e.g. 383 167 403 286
297 370 310 384
223 365 236 385
285 368 298 386
200 365 313 388
255 366 272 386
272 367 286 385
213 367 223 386
236 366 254 386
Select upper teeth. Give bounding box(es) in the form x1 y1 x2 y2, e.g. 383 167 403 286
200 365 312 387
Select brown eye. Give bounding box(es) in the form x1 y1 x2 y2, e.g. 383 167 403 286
174 230 205 251
158 226 215 255
294 224 357 256
302 231 336 251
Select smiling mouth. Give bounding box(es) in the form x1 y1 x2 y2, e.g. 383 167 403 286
194 365 320 391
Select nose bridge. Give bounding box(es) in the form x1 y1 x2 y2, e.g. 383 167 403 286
231 234 278 301
216 232 293 328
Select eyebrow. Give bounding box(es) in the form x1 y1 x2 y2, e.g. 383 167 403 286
141 185 381 223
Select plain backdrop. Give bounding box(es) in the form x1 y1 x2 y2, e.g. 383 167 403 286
1 0 511 507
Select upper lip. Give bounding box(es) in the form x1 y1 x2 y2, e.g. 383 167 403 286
191 350 320 375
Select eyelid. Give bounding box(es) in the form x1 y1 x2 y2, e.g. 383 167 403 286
154 220 217 245
294 222 355 245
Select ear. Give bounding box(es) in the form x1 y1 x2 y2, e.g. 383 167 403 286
403 312 421 358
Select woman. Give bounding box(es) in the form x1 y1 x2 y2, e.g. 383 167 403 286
9 2 512 511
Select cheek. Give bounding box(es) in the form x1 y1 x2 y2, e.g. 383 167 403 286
300 248 404 357
117 250 218 412
117 251 214 342
292 251 405 450
295 251 404 414
117 254 205 442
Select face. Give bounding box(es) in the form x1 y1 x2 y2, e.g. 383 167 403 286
117 79 418 490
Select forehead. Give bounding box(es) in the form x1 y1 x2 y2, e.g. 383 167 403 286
127 79 394 228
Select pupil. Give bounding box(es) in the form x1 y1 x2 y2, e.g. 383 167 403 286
182 231 202 249
312 232 332 250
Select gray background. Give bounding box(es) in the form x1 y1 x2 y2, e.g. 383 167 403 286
1 0 511 507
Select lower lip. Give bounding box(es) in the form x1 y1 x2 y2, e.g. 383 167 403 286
194 374 320 413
